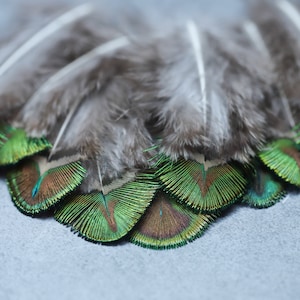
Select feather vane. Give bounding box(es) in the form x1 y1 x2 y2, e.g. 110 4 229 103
259 139 300 186
243 161 286 208
0 125 51 166
55 173 159 242
130 191 216 250
7 157 86 215
157 157 247 212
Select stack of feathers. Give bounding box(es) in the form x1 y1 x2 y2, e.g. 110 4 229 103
1 0 300 250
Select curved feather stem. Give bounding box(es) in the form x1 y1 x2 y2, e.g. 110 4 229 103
277 0 300 32
244 20 295 128
48 98 81 161
277 88 296 128
186 20 207 129
0 3 93 77
243 21 270 57
96 160 105 194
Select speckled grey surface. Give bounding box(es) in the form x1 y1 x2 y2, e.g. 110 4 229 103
1 178 300 300
1 1 300 299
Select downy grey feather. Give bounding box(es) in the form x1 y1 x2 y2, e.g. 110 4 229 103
0 4 106 122
12 33 156 192
249 0 300 126
236 20 293 138
17 35 129 138
46 78 155 193
132 21 273 162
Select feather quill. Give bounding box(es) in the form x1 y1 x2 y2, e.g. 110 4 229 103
186 21 207 130
0 4 92 77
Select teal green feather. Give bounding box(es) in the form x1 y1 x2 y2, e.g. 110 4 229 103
243 162 286 208
156 157 247 212
259 139 300 186
292 123 300 144
54 173 159 243
6 158 86 215
0 124 51 166
130 191 216 250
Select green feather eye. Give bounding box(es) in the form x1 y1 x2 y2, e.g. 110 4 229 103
0 125 51 166
243 163 286 208
6 158 86 215
259 139 300 186
157 158 247 212
54 174 159 243
130 191 216 250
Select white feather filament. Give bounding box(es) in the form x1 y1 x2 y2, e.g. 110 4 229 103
244 20 295 128
96 160 105 195
0 3 93 77
48 97 82 161
277 0 300 32
186 20 207 129
243 21 270 58
37 36 130 94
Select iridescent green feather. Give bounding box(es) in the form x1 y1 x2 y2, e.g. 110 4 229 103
292 123 300 144
54 173 159 243
0 125 51 166
156 157 247 212
6 158 86 215
259 139 300 186
243 163 286 208
130 191 216 250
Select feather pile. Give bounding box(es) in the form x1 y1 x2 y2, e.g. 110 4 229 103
1 0 300 250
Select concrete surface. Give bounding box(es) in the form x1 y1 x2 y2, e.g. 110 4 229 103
1 178 300 300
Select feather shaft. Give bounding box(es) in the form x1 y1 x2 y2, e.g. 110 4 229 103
243 21 270 58
244 20 295 128
0 3 93 77
48 98 82 161
96 160 105 194
277 0 300 32
186 20 207 128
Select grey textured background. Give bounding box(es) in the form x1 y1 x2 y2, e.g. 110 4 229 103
0 1 300 299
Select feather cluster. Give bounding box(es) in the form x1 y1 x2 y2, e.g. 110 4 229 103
1 0 300 249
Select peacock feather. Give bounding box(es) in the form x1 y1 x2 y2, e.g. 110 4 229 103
0 124 51 166
54 173 159 242
130 191 216 250
1 0 300 250
156 157 247 212
7 157 86 215
243 160 286 208
259 139 300 186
